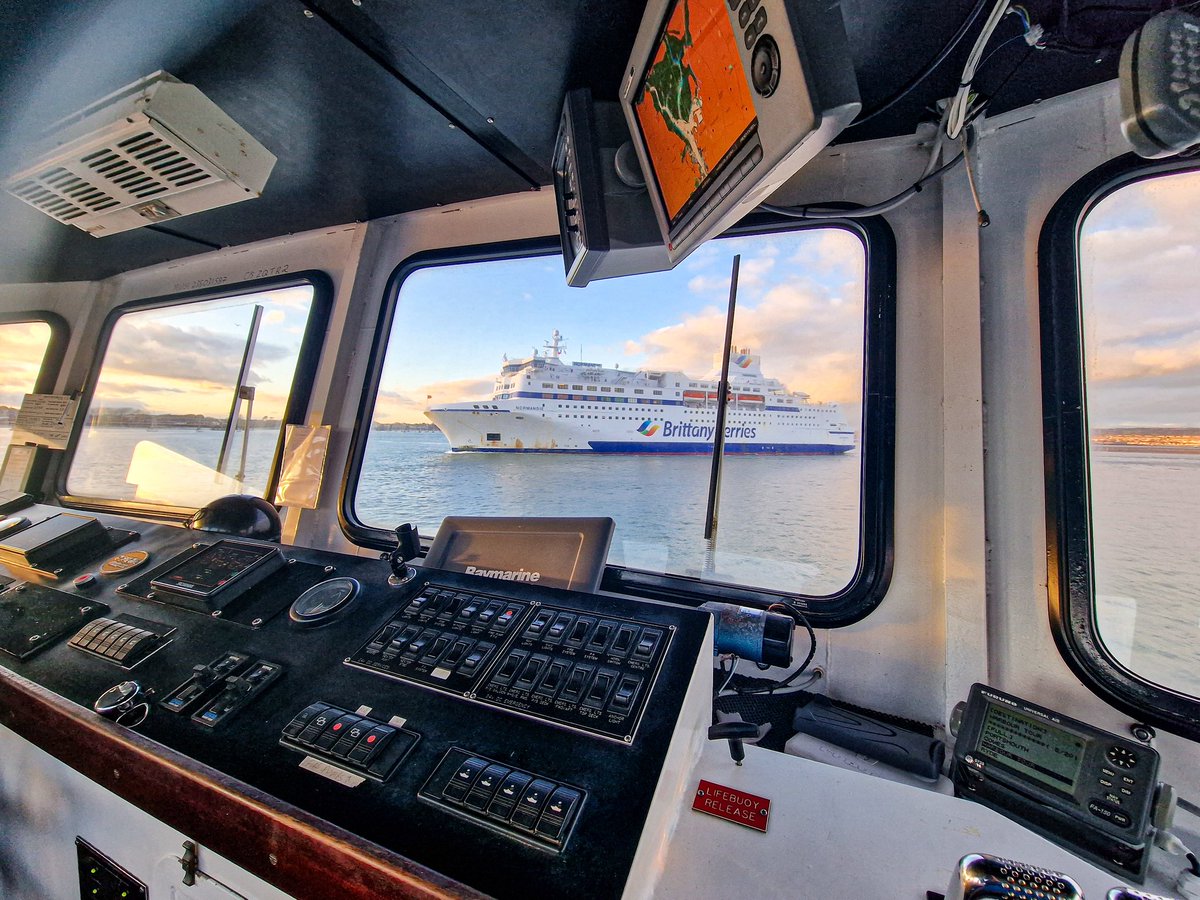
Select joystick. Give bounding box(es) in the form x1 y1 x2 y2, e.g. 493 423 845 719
387 523 421 587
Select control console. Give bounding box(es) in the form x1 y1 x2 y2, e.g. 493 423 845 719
0 507 713 900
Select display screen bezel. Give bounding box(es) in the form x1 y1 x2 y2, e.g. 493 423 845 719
152 540 278 598
630 0 760 233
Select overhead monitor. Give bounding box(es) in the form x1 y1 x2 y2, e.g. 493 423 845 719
619 0 860 267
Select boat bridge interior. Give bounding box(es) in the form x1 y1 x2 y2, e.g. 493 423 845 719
1 0 1198 898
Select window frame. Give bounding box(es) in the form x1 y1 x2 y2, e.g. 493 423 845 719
341 215 896 627
0 310 69 395
57 272 333 520
1039 154 1200 741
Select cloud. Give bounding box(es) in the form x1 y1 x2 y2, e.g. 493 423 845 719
633 277 865 403
102 320 291 389
1081 173 1200 425
372 375 494 423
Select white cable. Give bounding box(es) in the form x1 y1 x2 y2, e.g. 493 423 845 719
947 0 1011 139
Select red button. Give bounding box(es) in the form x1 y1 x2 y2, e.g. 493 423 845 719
366 734 377 744
332 722 343 731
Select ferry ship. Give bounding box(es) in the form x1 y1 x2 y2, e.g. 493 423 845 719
424 331 856 453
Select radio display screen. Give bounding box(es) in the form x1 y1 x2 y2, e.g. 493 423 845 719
978 702 1087 794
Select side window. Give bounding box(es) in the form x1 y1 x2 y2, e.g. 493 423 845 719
66 281 325 510
0 316 63 445
347 223 895 623
1041 161 1200 740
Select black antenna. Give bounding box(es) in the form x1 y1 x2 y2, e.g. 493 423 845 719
703 255 740 568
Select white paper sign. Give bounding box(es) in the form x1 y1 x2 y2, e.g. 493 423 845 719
12 393 77 450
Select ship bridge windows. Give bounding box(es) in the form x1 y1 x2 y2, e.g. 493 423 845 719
62 276 330 514
1041 159 1200 740
348 220 895 627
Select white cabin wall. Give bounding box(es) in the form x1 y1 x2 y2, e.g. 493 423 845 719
975 82 1199 799
766 134 989 729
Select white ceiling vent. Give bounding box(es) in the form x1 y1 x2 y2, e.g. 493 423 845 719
4 71 276 237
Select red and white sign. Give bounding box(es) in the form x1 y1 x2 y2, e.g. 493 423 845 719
691 780 771 832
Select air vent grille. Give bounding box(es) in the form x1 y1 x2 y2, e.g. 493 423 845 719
9 122 224 227
4 71 276 236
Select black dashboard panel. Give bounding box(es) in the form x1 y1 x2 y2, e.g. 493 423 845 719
0 507 711 899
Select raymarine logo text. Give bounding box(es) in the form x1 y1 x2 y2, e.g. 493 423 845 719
464 566 541 582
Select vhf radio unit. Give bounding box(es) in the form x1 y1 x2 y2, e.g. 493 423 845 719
951 684 1160 882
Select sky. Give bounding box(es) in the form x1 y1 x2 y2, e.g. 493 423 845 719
0 321 51 408
1080 170 1200 428
80 285 313 421
374 227 868 424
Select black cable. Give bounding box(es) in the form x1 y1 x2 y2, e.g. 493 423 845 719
852 0 992 127
761 141 967 220
1189 851 1200 878
975 31 1029 76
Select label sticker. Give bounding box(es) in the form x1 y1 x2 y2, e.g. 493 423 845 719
355 705 372 716
691 780 770 832
300 756 364 787
388 715 407 728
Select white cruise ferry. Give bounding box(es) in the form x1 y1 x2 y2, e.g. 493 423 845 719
424 331 856 453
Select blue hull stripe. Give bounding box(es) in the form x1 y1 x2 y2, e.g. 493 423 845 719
453 443 853 454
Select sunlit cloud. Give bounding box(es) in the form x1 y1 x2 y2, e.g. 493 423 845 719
373 376 494 423
628 277 864 403
1081 171 1200 426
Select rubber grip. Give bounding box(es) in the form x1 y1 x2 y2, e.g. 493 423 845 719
792 695 945 781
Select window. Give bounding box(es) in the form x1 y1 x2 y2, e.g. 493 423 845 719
64 277 329 512
347 222 895 625
1041 159 1200 740
0 314 67 447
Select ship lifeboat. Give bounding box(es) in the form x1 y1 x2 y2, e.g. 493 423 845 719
738 394 764 404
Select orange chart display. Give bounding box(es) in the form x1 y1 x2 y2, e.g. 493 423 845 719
634 0 757 223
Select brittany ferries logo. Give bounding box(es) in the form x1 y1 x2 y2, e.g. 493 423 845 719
637 419 660 436
734 354 753 368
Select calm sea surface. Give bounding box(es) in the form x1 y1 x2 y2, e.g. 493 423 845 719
9 427 1195 695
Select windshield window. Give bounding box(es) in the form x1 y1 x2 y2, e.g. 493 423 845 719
355 228 869 599
1078 170 1200 697
66 284 317 508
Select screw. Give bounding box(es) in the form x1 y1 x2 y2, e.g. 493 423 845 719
29 634 41 642
268 854 278 866
486 116 495 124
448 123 456 129
147 592 156 600
323 565 334 574
303 8 314 17
288 558 297 565
212 610 222 618
117 584 128 592
251 617 263 627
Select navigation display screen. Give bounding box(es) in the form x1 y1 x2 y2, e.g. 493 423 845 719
978 702 1087 794
633 0 757 226
153 542 275 597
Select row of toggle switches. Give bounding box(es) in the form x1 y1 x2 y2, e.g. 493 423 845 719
519 609 662 661
420 749 585 851
280 701 420 781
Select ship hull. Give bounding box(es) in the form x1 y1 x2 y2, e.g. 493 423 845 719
425 407 855 454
